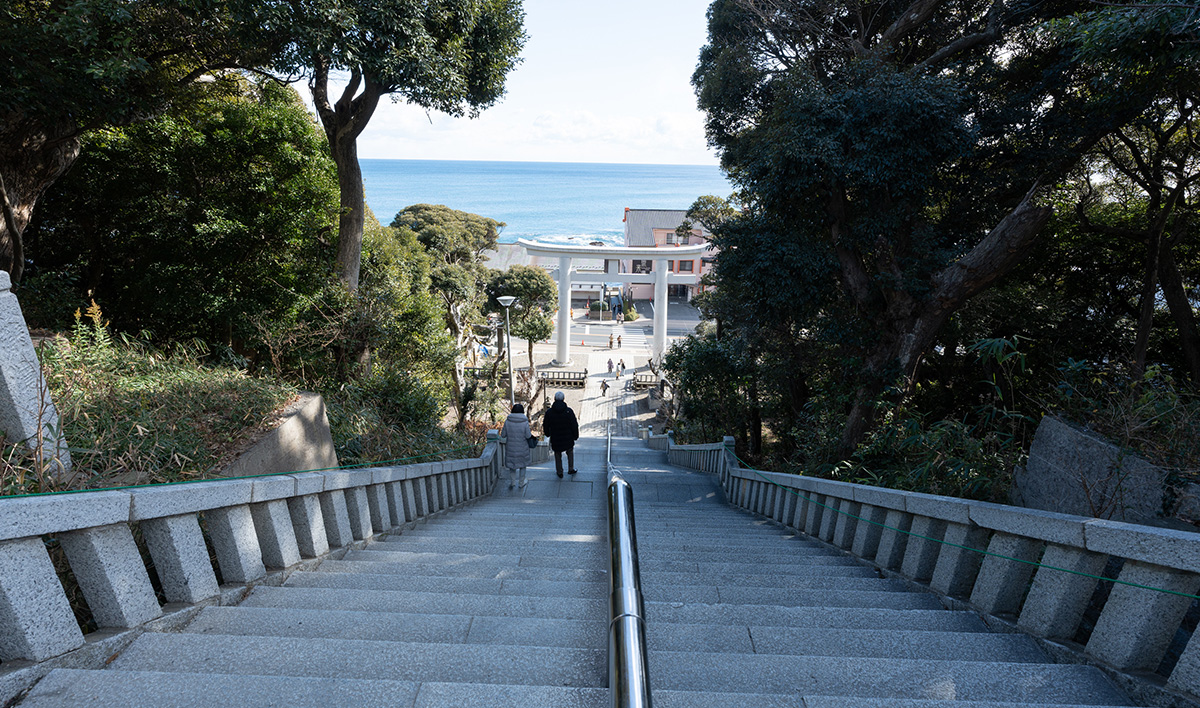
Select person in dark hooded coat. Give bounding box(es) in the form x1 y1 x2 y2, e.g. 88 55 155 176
542 391 579 478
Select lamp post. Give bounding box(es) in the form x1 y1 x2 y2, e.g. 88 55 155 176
497 296 517 409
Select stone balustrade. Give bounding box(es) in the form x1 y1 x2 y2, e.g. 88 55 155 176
0 431 532 675
667 436 1200 701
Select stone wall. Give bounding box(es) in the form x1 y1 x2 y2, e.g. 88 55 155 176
218 392 338 479
1012 416 1165 523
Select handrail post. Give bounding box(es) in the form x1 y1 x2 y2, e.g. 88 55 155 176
607 417 653 708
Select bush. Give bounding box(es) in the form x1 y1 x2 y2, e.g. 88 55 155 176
623 302 640 321
1048 360 1200 474
2 303 298 496
589 301 610 311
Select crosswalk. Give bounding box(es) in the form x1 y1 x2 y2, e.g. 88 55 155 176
607 324 649 353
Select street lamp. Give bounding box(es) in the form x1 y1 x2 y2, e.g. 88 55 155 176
497 295 517 408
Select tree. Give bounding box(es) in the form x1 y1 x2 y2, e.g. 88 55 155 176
486 264 557 392
693 0 1180 455
273 0 526 290
22 76 339 344
392 203 501 420
1075 86 1200 380
0 0 277 281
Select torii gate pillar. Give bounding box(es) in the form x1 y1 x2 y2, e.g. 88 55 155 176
652 259 669 363
554 256 572 366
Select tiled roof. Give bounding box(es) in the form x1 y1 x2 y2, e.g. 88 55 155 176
622 209 710 247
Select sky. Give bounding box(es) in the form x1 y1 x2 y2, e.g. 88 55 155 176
350 0 719 166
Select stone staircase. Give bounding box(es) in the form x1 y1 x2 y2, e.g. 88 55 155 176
615 438 1134 707
13 438 1141 707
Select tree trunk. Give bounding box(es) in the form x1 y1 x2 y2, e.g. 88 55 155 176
1132 231 1162 377
310 60 382 292
0 117 83 282
1158 240 1200 382
835 187 1052 456
330 134 365 290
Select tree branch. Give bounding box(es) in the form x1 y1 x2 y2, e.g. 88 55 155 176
0 170 25 281
880 0 947 46
917 0 1004 70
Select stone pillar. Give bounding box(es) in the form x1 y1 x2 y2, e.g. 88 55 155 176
901 516 945 582
554 256 572 365
140 513 220 604
249 500 301 569
930 522 990 598
970 532 1042 615
1085 560 1200 671
0 271 70 475
204 505 265 584
58 524 161 628
0 537 84 661
344 486 373 541
652 258 669 363
851 505 888 561
874 510 912 571
1018 543 1105 639
287 495 329 559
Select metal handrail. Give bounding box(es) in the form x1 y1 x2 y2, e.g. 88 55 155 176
606 417 653 708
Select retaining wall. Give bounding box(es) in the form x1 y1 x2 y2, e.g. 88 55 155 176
668 437 1200 707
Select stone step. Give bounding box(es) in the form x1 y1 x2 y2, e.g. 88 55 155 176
106 632 606 687
392 530 605 544
640 557 862 574
315 559 609 583
365 538 609 557
741 627 1046 663
651 586 940 609
644 603 985 632
800 699 1136 708
649 651 1126 704
343 549 601 572
286 570 609 600
242 585 607 622
185 606 604 649
641 568 883 586
708 585 939 609
644 622 1040 660
18 669 426 708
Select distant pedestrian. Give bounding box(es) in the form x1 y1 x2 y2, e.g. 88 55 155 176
617 335 622 348
501 403 532 490
619 359 626 377
608 333 614 349
607 358 614 374
543 392 580 478
600 380 609 396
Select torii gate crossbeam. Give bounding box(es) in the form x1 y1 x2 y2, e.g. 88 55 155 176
516 239 710 365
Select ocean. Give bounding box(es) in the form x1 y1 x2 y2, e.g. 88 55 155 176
360 159 733 248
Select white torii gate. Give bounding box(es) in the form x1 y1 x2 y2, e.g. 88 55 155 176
517 239 710 366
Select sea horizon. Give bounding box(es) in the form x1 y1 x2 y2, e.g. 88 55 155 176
360 158 733 248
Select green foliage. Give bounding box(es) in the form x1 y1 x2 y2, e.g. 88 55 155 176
1 0 274 130
324 366 471 468
1049 360 1200 473
24 76 339 343
271 0 527 117
1 303 298 496
254 207 451 387
664 334 756 445
485 264 556 370
623 302 640 322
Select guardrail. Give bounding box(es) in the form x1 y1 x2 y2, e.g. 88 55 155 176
667 435 1200 704
0 430 541 704
607 419 652 708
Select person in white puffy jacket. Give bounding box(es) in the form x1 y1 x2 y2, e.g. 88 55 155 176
502 403 533 489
